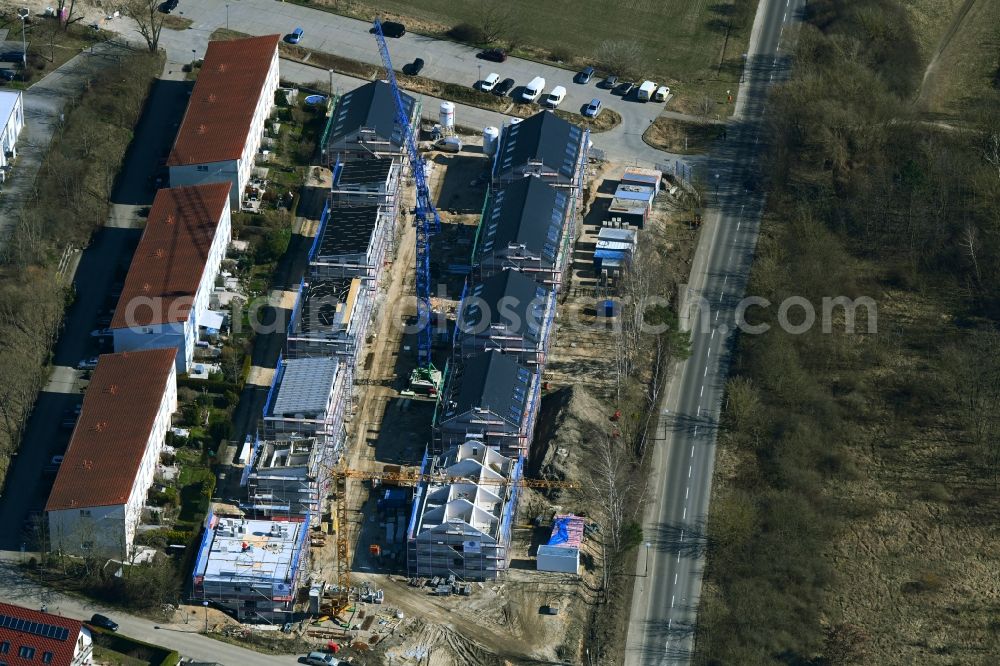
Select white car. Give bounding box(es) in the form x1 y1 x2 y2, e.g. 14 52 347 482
479 72 500 92
302 652 340 666
521 76 545 102
654 85 670 102
545 85 566 108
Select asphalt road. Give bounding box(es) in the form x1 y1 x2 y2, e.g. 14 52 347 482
623 0 805 663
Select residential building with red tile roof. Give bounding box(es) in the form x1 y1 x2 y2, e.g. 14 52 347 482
167 34 280 208
111 183 232 373
46 349 178 558
0 602 93 666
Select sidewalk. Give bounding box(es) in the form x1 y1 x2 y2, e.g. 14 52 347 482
0 41 131 247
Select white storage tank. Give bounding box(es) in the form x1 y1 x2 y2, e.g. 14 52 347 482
439 101 455 130
482 126 500 156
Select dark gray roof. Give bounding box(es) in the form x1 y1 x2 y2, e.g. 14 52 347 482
445 351 532 425
459 270 550 344
476 177 569 266
328 80 415 150
334 158 393 187
493 111 585 181
268 356 339 418
315 205 380 258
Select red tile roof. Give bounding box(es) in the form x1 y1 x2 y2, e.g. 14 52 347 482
111 183 230 329
167 34 280 166
45 349 177 511
0 601 86 666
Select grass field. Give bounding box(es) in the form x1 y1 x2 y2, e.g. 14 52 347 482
643 116 726 154
290 0 753 113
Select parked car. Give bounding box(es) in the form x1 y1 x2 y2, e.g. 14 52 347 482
433 137 463 153
493 77 515 96
0 69 16 82
158 0 178 13
583 98 603 118
478 48 507 63
89 328 112 338
545 85 566 108
615 81 636 97
286 28 304 44
89 614 118 632
43 455 64 475
479 72 500 92
381 21 406 38
76 357 99 370
637 80 657 101
521 76 545 103
301 652 340 666
576 66 595 84
654 85 670 102
602 74 618 89
403 57 424 75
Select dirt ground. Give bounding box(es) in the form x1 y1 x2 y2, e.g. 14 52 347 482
643 116 726 155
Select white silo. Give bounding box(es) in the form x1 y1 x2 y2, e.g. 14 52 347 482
482 126 500 157
439 101 456 133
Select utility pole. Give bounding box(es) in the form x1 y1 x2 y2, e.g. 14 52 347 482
202 601 209 633
226 4 230 30
17 8 29 69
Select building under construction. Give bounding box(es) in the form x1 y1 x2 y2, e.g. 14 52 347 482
432 351 540 456
261 356 349 452
406 443 523 580
243 435 330 518
191 509 309 622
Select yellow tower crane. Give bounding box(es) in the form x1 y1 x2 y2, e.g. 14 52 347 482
329 464 577 613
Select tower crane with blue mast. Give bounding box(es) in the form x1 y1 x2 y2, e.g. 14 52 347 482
373 19 442 393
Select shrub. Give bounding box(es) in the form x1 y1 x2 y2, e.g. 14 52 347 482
447 23 486 44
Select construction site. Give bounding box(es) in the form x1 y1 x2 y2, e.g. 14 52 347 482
195 20 702 666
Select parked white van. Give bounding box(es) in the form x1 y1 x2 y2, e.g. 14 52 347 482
545 85 566 108
637 80 657 101
653 85 670 102
480 72 500 92
522 76 546 102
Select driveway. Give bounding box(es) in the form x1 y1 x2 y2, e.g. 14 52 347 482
0 41 130 245
0 557 301 665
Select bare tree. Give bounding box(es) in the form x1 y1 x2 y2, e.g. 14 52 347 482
595 40 642 80
983 130 1000 184
699 95 715 120
56 0 80 30
123 0 165 53
476 1 517 44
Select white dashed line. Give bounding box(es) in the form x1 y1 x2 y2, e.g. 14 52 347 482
671 596 676 608
688 466 693 478
700 386 704 397
704 366 708 377
676 552 681 563
674 573 679 585
685 487 689 499
683 507 687 519
690 445 695 457
707 347 712 358
680 530 685 542
693 426 698 436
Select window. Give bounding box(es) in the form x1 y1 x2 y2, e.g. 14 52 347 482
79 510 91 517
196 165 209 172
0 641 8 653
42 653 52 664
18 646 34 659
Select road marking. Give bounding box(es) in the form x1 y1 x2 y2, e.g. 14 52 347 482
711 329 716 340
676 552 681 563
680 530 685 542
693 426 698 435
688 466 693 478
770 72 774 81
784 11 787 20
700 386 704 397
674 573 679 585
714 311 720 322
707 347 712 358
704 366 708 377
737 220 742 230
683 507 687 519
723 275 728 286
671 595 676 608
685 487 689 499
691 445 695 457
